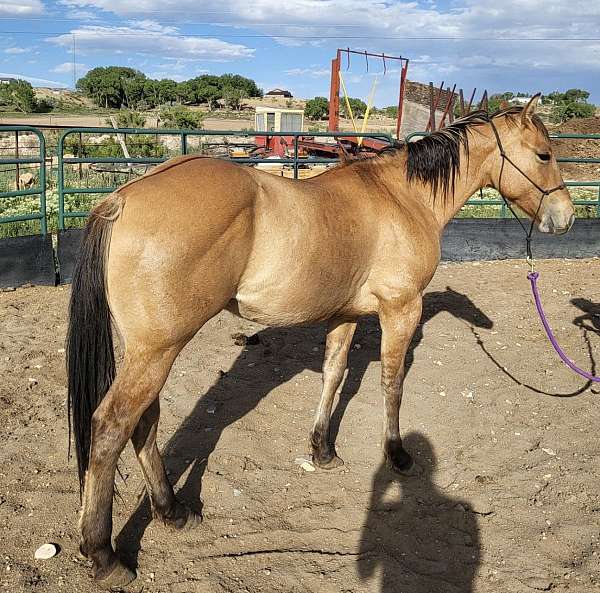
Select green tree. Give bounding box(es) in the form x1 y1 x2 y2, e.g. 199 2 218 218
159 106 204 129
304 96 329 120
383 105 398 119
222 86 246 111
341 97 368 118
77 66 146 108
10 80 37 112
547 88 596 123
0 79 37 112
564 89 590 103
176 81 196 104
551 101 595 123
156 79 178 105
194 80 222 110
219 73 262 98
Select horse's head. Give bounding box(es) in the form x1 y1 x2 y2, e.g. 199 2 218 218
489 95 574 235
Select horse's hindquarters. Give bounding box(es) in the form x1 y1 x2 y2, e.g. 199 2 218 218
105 195 255 348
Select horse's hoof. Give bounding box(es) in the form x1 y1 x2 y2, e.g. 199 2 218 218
387 456 422 477
182 509 203 531
313 453 344 470
96 560 136 589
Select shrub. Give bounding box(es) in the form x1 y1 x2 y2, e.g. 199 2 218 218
108 110 147 129
159 106 204 129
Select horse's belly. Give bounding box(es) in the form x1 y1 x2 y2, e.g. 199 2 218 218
231 275 369 326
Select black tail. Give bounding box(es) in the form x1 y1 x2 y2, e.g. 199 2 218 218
67 203 118 493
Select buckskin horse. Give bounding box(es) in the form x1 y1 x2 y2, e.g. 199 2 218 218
67 95 574 586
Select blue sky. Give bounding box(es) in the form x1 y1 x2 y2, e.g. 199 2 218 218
0 0 599 105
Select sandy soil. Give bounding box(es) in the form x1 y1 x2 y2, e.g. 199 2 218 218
1 259 600 593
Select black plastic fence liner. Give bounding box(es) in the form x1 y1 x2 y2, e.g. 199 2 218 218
0 234 55 288
56 229 84 285
442 219 600 261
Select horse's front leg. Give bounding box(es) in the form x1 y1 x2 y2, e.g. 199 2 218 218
378 294 422 473
310 318 357 469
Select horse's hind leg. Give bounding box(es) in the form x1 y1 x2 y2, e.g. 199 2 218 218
310 319 357 469
79 345 180 587
131 399 201 529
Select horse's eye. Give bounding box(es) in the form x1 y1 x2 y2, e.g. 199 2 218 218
537 152 551 162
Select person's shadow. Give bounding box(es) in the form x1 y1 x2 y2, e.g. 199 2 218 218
358 432 481 593
115 288 493 567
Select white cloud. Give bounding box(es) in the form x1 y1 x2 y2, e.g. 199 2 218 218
65 8 100 19
55 0 600 73
0 0 44 16
49 24 255 62
4 47 29 54
284 67 329 77
0 71 66 87
51 62 89 75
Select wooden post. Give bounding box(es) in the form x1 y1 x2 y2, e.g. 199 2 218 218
438 84 456 129
427 82 435 132
328 51 341 132
479 90 489 112
396 59 408 140
426 81 444 132
466 88 477 114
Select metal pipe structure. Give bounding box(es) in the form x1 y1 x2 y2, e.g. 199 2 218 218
328 48 409 140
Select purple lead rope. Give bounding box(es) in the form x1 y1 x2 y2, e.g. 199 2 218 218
528 271 600 382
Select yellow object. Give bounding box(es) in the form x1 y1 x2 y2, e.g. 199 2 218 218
338 71 379 146
338 71 358 133
359 76 378 146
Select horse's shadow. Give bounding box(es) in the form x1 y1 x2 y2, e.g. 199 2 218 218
115 287 493 566
571 298 600 334
358 432 481 593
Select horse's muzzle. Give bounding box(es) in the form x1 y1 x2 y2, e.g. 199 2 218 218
539 212 575 235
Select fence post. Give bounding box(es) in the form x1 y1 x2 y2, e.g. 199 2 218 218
14 131 20 191
38 132 47 236
293 134 299 180
58 132 65 231
181 132 188 155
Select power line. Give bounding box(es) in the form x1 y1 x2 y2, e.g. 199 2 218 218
1 29 600 41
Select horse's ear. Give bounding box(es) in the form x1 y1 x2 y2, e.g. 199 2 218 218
521 93 541 125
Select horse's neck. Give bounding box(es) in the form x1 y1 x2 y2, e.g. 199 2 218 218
382 133 494 230
426 143 493 229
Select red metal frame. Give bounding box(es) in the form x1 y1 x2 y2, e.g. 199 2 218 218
327 48 409 140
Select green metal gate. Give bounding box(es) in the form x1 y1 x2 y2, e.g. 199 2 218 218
0 126 47 235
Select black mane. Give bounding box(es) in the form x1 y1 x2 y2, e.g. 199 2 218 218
403 106 548 201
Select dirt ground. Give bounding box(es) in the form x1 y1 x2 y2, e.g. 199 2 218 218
1 259 600 593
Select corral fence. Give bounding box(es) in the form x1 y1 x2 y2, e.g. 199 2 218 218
1 125 600 288
0 126 54 287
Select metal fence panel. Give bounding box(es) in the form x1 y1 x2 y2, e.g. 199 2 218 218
0 126 47 235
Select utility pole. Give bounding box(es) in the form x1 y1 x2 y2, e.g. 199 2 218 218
72 33 77 89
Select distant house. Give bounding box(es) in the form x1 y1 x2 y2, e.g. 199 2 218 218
0 77 17 85
266 88 293 98
513 96 543 105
